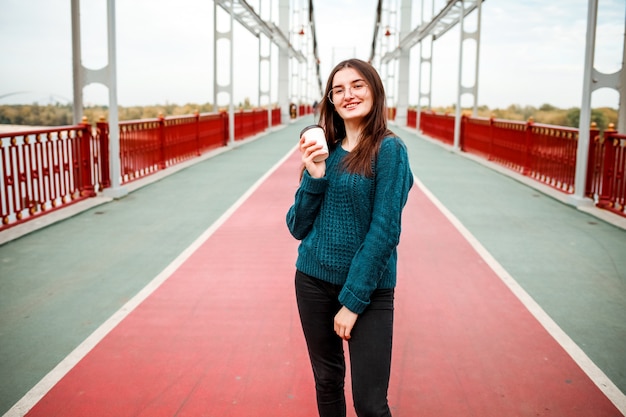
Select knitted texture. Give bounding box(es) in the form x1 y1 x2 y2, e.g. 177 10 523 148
286 136 413 314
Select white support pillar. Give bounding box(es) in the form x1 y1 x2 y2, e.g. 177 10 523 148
572 0 598 203
470 0 482 116
213 1 235 145
278 0 290 123
70 0 83 125
290 0 306 118
452 0 465 151
395 0 412 126
259 34 271 126
617 32 626 133
571 0 626 203
306 22 316 109
453 0 483 150
416 35 433 132
104 0 125 197
258 0 273 128
416 0 434 132
71 0 126 198
382 0 397 110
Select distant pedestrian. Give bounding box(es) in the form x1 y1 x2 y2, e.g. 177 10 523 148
312 100 320 120
286 58 413 417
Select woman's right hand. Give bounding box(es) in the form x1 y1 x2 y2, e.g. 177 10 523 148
300 137 326 178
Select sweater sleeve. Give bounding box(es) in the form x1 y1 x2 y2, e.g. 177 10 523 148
286 170 328 240
338 137 413 314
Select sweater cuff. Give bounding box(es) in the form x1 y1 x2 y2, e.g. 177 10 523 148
301 170 328 194
338 286 370 314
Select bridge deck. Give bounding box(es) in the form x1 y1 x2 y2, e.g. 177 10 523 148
1 119 625 416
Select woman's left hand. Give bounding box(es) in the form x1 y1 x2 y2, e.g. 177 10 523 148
334 306 359 341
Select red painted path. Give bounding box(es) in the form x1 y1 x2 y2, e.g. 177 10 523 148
24 151 622 416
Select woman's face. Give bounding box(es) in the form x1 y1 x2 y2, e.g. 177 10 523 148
329 67 373 123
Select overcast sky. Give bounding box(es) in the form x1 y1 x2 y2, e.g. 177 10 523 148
0 0 623 110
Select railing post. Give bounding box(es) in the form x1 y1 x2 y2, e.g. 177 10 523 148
97 117 111 189
222 111 229 146
195 111 201 156
585 122 601 197
523 117 534 175
79 117 96 197
158 114 166 170
460 113 467 151
488 114 495 161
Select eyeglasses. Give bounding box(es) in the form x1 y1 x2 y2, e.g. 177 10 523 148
327 81 368 104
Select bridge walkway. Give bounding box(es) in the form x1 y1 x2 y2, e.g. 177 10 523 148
1 117 625 416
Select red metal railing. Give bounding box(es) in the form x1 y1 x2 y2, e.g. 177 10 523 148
463 116 582 193
409 109 624 218
119 112 229 184
418 111 455 145
118 109 278 184
526 122 579 193
1 108 284 230
119 117 163 183
234 109 269 140
407 109 417 127
271 108 281 126
4 105 621 231
0 121 97 228
593 129 626 217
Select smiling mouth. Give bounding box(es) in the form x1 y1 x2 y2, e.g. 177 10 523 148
345 102 359 109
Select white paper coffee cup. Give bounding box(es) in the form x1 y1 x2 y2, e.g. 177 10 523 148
300 125 329 162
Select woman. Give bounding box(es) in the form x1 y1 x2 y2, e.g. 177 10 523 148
286 58 413 417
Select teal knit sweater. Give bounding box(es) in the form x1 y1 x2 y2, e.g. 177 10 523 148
286 136 413 314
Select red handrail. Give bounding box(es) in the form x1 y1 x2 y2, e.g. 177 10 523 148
2 108 622 232
0 108 283 230
271 108 281 126
408 108 623 218
418 111 455 145
0 123 96 228
526 122 578 193
595 130 626 217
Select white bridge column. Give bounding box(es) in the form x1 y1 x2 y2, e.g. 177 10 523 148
71 0 127 198
278 0 290 123
572 0 626 203
395 0 412 127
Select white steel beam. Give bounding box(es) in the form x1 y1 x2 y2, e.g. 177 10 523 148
381 0 483 64
215 0 306 63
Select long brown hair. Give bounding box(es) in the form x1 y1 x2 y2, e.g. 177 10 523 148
318 58 394 177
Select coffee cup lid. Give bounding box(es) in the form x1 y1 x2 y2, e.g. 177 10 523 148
300 124 323 136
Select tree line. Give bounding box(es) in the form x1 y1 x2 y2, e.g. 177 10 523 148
430 103 617 131
0 102 217 127
0 101 619 131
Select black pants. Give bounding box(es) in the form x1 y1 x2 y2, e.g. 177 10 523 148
295 270 394 417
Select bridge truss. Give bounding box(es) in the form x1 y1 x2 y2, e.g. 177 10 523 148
370 0 484 150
